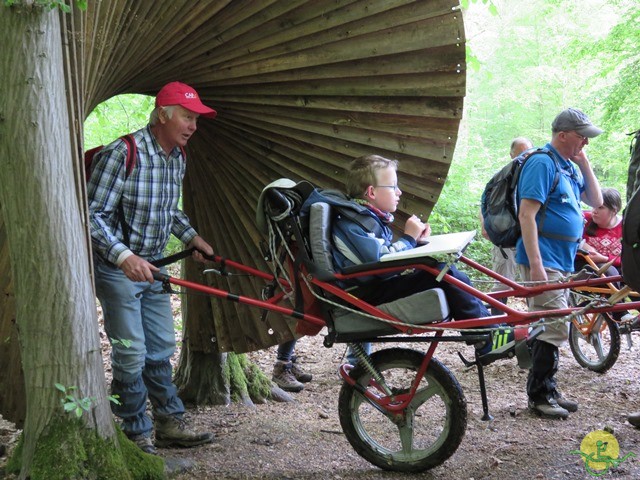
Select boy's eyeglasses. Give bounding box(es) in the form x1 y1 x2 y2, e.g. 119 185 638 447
375 184 400 192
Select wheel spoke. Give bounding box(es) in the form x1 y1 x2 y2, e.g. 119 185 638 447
338 348 467 472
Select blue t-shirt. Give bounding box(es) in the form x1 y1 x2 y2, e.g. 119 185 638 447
515 143 584 272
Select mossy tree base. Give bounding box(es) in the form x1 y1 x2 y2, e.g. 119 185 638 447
7 417 165 480
174 344 274 407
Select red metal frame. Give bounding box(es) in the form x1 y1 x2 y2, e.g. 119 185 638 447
154 251 640 416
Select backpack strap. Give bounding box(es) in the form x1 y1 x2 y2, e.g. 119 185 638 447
117 134 138 246
332 204 384 238
536 150 581 244
120 134 138 179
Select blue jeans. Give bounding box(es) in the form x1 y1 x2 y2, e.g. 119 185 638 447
94 258 184 436
277 339 296 362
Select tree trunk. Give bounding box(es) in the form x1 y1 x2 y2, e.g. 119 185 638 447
173 226 282 406
0 4 161 478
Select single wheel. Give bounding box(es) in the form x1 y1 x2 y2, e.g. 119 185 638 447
338 348 467 473
568 295 621 373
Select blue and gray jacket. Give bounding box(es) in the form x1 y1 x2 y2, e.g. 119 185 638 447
301 189 416 284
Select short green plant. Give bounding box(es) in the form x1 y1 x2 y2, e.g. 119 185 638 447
55 383 120 418
110 337 132 348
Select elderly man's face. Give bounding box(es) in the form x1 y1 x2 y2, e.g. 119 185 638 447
161 105 199 149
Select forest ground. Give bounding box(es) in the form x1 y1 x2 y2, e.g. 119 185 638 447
1 305 640 480
169 329 640 480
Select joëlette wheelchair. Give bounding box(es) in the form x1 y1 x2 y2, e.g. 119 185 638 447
151 180 640 473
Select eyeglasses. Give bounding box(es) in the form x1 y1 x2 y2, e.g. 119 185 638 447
569 131 587 142
375 184 401 192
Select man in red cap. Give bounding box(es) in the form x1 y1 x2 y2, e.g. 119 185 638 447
87 82 217 454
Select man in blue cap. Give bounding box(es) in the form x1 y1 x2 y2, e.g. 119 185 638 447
516 108 603 419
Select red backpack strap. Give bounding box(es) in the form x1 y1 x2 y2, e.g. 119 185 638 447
84 145 104 181
120 134 138 179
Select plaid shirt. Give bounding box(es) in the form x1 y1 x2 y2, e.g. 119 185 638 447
88 125 197 264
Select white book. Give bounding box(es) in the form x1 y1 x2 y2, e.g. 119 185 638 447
380 230 476 262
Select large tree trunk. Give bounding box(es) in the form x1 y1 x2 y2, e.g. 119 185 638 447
0 4 161 478
175 183 286 406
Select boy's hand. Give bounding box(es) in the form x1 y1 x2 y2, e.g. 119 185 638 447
404 215 426 240
417 223 431 244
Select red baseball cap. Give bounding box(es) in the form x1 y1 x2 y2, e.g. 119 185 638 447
155 82 217 118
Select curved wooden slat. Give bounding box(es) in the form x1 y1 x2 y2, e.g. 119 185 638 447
0 0 466 356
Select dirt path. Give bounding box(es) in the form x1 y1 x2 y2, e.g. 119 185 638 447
161 331 640 480
2 327 639 479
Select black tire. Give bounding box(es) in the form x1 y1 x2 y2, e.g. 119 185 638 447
568 294 621 373
338 348 467 473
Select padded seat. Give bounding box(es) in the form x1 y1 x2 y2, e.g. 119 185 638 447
333 288 449 336
307 201 450 337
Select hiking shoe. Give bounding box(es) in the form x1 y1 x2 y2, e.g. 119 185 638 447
272 360 304 392
290 356 312 383
552 390 578 413
127 434 157 455
154 415 215 448
628 412 640 428
528 396 569 419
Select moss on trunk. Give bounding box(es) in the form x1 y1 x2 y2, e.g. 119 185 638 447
7 417 165 480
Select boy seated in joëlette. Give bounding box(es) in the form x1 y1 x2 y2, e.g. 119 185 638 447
327 154 508 361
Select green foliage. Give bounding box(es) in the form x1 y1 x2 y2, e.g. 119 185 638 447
448 0 639 257
84 94 155 149
111 337 133 349
460 0 498 15
54 383 120 418
55 383 95 418
2 0 86 11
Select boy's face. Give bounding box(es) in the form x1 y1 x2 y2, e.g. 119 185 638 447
366 166 401 213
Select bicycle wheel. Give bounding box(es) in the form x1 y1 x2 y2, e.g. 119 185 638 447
338 348 467 473
568 299 621 373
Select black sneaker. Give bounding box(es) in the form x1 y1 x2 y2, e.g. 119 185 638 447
628 412 640 428
528 396 569 419
476 328 515 364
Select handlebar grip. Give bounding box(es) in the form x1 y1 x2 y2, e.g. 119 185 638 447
198 250 216 262
153 271 169 282
265 188 292 216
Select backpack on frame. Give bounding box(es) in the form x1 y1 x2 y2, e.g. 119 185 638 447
481 147 571 249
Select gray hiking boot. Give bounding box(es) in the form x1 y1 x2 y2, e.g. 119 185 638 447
291 356 312 383
552 390 578 412
272 360 304 392
154 415 215 448
528 395 569 419
628 411 640 428
127 433 157 455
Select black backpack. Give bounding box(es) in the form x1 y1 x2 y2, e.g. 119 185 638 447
626 129 640 203
622 186 640 291
481 147 575 249
622 130 640 291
